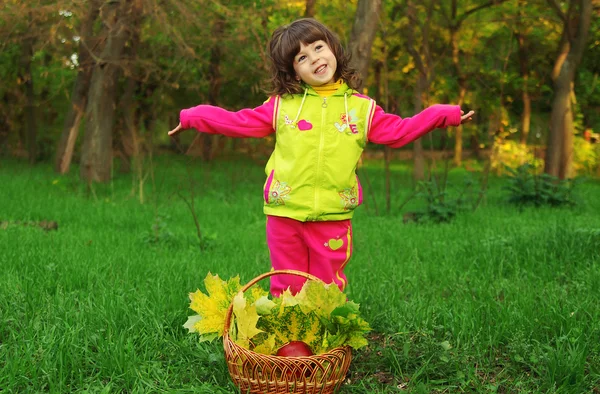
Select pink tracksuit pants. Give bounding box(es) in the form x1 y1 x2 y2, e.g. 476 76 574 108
266 215 353 296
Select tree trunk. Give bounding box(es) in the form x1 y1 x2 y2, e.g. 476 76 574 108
186 16 226 161
80 0 132 183
116 0 144 175
55 0 100 174
304 0 317 18
544 0 592 179
0 95 10 151
20 24 37 164
413 74 426 181
374 60 392 213
445 0 509 165
546 69 575 178
520 81 531 144
205 17 225 161
348 0 382 89
450 27 467 166
516 3 531 145
404 0 435 181
117 68 138 175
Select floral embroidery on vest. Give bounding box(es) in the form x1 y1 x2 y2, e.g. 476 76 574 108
339 187 359 210
334 109 359 134
268 180 292 205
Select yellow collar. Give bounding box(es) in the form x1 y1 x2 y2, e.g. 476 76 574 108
311 79 343 98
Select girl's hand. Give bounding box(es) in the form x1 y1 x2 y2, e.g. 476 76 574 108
460 110 475 124
168 122 183 137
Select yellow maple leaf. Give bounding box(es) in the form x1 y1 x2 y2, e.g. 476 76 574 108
295 280 346 317
276 288 299 317
232 292 263 349
252 334 277 355
187 273 242 339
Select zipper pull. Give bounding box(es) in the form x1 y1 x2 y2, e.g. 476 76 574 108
322 97 328 108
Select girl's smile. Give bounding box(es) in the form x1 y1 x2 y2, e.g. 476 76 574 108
293 40 337 86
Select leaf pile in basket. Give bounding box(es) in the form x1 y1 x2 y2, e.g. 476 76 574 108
184 273 371 355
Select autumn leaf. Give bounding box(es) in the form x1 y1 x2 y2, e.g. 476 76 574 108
183 314 201 333
295 280 347 317
185 273 370 354
187 273 242 339
232 291 263 349
254 295 276 315
253 333 277 355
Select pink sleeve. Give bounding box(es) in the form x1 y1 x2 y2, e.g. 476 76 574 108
368 104 461 148
179 97 277 138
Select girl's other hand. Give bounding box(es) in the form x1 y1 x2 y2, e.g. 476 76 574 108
168 122 183 137
460 110 475 124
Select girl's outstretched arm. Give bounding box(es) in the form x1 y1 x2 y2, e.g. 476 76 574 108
368 104 469 148
168 97 278 139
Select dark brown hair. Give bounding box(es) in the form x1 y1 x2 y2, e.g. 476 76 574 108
267 18 361 96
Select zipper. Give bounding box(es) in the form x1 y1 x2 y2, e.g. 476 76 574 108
313 97 328 217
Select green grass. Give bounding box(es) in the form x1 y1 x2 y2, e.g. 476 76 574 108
1 156 599 393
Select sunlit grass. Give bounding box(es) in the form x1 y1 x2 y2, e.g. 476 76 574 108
1 156 599 393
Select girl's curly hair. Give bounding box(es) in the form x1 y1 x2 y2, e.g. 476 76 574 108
267 18 361 96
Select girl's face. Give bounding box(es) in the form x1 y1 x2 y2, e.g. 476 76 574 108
292 40 337 87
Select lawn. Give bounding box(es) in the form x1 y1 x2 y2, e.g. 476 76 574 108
1 155 599 393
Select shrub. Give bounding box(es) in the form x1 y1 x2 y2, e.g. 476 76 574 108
405 175 483 224
490 138 543 175
503 164 580 207
573 136 598 175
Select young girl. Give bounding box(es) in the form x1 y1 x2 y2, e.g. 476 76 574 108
168 18 474 296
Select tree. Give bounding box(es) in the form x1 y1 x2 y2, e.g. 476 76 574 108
515 0 532 144
544 0 593 179
80 0 135 183
0 1 66 163
19 12 38 164
203 14 226 161
54 0 100 174
304 0 317 18
441 0 509 166
348 0 382 90
403 0 436 181
115 0 144 175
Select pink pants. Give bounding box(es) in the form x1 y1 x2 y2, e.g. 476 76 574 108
266 215 353 296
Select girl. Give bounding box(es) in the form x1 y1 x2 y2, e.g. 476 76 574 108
168 18 474 296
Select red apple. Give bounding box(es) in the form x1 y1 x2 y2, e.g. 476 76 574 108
276 341 314 357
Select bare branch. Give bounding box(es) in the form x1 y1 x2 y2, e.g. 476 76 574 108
547 0 568 23
404 1 427 76
458 0 510 25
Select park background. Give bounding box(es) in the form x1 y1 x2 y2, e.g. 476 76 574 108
1 0 599 393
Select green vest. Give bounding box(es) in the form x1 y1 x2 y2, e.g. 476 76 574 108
263 83 376 221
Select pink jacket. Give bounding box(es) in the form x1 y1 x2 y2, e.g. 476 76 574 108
180 96 461 148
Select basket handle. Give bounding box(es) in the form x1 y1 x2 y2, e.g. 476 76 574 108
223 269 323 333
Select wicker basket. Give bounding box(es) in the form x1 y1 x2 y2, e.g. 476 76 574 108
223 270 352 394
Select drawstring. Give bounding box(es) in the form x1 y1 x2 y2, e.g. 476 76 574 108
291 88 349 129
344 92 350 128
291 88 308 128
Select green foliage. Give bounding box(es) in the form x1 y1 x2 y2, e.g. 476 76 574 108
577 15 600 131
0 0 598 175
407 175 482 224
141 213 176 246
490 138 543 175
186 274 370 355
503 163 580 207
186 274 247 342
573 136 599 175
412 179 457 223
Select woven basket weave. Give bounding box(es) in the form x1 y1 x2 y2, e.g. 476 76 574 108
223 270 352 394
